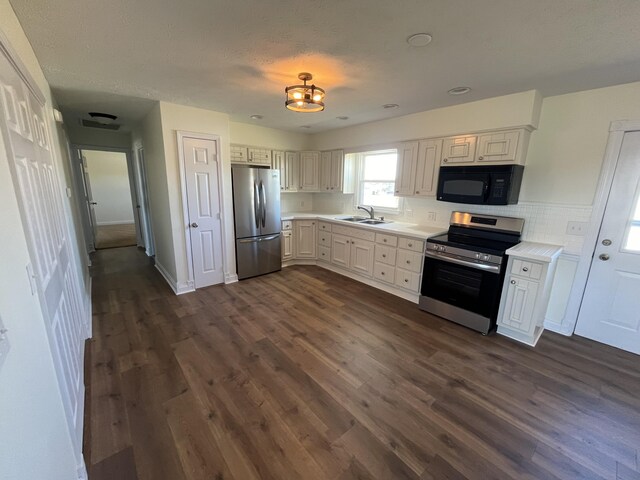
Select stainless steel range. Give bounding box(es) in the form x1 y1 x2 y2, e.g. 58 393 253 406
419 211 524 334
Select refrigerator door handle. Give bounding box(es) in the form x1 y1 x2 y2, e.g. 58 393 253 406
260 181 267 228
253 181 261 229
238 234 280 244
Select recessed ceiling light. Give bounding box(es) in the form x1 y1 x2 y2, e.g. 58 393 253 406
336 116 349 120
448 86 471 95
300 125 311 129
383 104 399 109
250 114 263 120
407 33 433 47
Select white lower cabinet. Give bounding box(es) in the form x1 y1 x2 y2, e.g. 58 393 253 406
497 243 562 346
282 230 293 261
373 262 395 284
293 220 317 259
330 234 374 276
318 245 330 262
394 269 420 292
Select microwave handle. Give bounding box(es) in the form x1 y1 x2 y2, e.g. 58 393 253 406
483 176 491 202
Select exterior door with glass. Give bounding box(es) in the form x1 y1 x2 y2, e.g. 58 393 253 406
575 130 640 354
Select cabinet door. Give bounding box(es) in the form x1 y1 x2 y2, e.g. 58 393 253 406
441 135 477 165
350 240 375 277
299 151 319 191
414 139 442 197
394 141 419 196
330 150 344 192
230 145 248 164
477 130 520 164
272 150 286 191
319 151 332 191
500 277 539 333
285 152 299 192
282 230 293 260
331 234 351 268
295 220 316 258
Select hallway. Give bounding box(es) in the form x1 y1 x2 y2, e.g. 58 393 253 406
85 247 640 480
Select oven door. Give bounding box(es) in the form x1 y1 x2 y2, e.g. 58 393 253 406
420 253 503 320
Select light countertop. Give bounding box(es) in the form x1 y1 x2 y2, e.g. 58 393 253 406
506 241 563 262
281 213 446 240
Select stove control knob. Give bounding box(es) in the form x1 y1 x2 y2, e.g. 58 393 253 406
475 253 482 259
483 254 491 261
440 246 446 252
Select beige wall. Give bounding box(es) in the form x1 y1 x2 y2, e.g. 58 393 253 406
0 1 83 478
84 150 134 224
522 82 640 205
309 90 542 151
230 121 309 151
158 101 234 288
66 120 132 149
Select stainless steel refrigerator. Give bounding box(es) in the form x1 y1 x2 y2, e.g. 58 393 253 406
232 166 282 280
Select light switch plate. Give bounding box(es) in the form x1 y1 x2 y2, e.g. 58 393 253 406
0 315 10 373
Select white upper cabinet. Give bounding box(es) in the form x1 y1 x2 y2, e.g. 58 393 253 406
441 135 477 165
441 128 531 166
230 145 249 163
285 151 299 192
394 141 419 196
247 147 272 165
414 139 443 197
299 151 320 191
330 150 345 192
272 150 286 191
319 151 332 191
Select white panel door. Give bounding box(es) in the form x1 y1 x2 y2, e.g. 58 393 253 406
0 48 87 473
575 131 640 354
182 136 224 288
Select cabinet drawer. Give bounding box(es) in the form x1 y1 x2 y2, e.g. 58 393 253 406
375 233 398 247
396 250 422 273
230 145 248 163
332 224 376 242
511 259 543 280
398 237 424 253
374 245 397 266
373 263 395 284
318 221 332 232
318 232 332 247
395 269 420 292
318 245 330 262
248 148 271 164
281 220 292 231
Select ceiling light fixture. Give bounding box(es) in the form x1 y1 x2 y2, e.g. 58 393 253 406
407 33 433 47
448 86 471 95
383 104 399 109
285 73 325 113
88 112 118 125
250 114 263 120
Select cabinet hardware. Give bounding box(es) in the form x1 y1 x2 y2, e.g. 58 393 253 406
395 190 399 193
408 243 413 247
511 280 516 284
404 279 408 283
415 191 419 194
383 239 387 243
382 254 386 258
406 260 410 264
478 156 484 160
443 158 448 163
381 272 385 275
522 267 528 272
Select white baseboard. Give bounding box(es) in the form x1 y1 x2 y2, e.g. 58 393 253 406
224 272 238 284
543 319 573 336
155 262 195 295
85 276 92 339
96 220 135 226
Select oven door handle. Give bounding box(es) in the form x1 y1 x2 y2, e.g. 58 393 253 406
424 250 500 273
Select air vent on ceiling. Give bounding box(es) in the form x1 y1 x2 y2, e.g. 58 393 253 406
80 119 121 130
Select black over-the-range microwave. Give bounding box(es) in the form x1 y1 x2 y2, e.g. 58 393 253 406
436 165 524 205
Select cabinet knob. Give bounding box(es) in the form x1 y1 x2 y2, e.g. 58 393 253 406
415 191 419 194
478 156 484 161
511 280 516 284
395 190 399 193
382 254 386 258
381 272 385 275
443 158 448 163
522 267 528 272
406 260 410 264
404 279 409 283
383 239 387 243
408 243 413 247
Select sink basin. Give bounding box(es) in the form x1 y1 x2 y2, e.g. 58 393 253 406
335 216 367 222
358 219 389 225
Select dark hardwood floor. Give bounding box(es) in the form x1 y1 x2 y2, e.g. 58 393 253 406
84 246 640 480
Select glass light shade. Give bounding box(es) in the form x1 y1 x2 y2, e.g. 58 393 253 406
285 84 325 112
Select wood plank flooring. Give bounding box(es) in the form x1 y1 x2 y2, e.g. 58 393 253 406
85 246 640 480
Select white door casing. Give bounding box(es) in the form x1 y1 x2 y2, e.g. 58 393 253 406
80 153 98 243
0 41 88 476
575 130 640 354
134 146 154 256
180 134 224 288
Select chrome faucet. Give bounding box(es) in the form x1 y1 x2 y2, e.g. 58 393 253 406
357 205 375 219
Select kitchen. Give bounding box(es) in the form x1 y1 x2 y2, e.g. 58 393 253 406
2 1 640 479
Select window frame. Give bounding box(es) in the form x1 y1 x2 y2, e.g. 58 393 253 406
353 148 403 215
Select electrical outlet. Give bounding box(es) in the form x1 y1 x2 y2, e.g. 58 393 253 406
566 221 588 236
427 211 437 222
406 209 413 217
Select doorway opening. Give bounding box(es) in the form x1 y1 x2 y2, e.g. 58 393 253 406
71 145 153 256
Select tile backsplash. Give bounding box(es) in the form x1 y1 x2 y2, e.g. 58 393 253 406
285 193 592 256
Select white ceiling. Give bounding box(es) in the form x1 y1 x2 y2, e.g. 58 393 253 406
9 0 640 132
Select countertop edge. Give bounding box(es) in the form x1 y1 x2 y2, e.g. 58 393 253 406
506 241 564 263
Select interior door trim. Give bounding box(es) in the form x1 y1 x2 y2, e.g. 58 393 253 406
563 121 640 336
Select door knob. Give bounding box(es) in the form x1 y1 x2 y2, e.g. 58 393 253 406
599 253 610 261
191 222 199 228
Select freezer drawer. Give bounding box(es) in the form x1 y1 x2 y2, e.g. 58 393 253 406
236 234 282 280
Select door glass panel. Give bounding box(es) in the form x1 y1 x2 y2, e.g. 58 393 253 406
623 186 640 252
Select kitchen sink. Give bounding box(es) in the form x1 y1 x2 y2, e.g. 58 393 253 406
358 219 389 225
335 216 367 222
